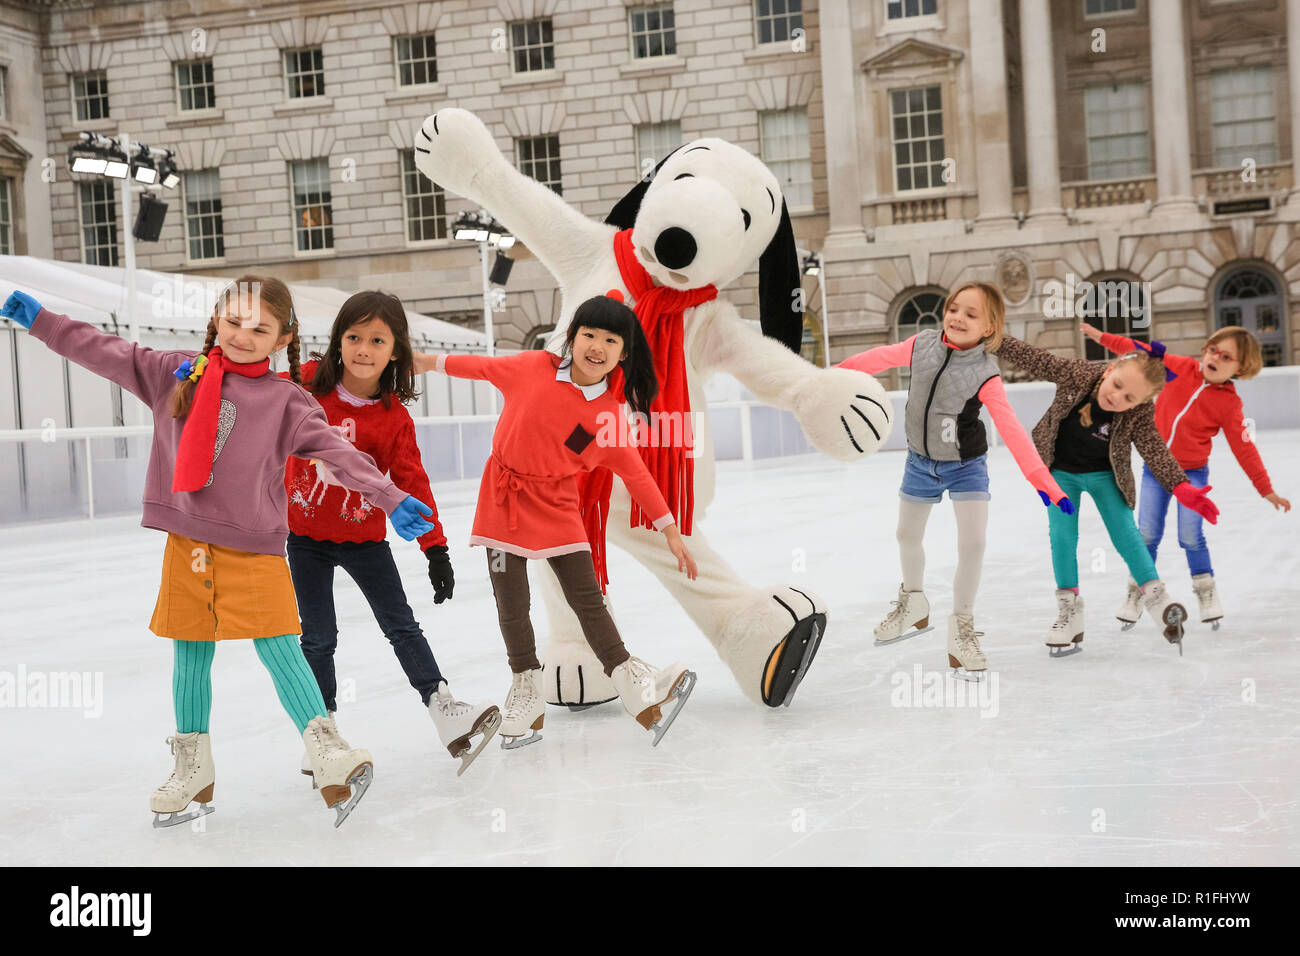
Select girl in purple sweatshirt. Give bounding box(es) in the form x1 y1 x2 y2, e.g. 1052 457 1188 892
2 277 435 829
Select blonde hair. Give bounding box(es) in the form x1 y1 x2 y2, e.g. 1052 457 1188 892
1078 350 1166 427
1205 326 1263 379
943 280 1005 352
170 275 301 418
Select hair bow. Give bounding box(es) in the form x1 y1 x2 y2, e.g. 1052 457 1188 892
1132 339 1177 382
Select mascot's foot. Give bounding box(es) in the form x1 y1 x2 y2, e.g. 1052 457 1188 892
541 643 618 708
719 587 829 708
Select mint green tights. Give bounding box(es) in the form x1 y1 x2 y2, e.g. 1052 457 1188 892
171 635 327 734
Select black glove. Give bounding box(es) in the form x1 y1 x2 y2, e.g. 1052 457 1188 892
426 545 454 604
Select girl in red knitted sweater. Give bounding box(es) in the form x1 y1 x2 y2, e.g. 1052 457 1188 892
414 292 700 748
285 291 500 776
1083 322 1291 629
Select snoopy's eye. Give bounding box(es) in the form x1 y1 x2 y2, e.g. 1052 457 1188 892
741 209 751 231
673 173 694 181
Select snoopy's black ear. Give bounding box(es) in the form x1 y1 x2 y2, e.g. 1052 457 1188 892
758 198 803 353
605 145 686 230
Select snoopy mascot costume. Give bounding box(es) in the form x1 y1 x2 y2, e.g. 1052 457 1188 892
414 108 892 709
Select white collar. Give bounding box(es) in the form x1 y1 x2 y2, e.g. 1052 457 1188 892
556 358 608 401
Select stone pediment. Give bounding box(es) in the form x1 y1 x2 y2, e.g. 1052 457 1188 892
1195 17 1283 54
861 38 964 76
0 134 32 165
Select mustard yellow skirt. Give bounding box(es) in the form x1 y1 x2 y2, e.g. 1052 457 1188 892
149 533 301 641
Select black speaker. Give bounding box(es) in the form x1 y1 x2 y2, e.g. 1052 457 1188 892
133 193 168 242
489 250 514 286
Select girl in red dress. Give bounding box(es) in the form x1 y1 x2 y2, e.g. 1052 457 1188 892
415 292 699 748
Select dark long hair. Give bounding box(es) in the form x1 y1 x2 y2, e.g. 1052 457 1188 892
561 294 658 417
308 290 419 408
170 275 300 418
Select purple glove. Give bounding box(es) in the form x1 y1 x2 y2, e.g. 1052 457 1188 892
1038 490 1075 515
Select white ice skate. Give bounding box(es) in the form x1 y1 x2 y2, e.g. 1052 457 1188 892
1047 589 1084 658
429 681 501 775
1191 573 1223 630
1116 577 1143 631
302 715 374 828
611 656 697 746
150 731 215 829
500 667 545 750
300 710 335 789
946 613 987 682
874 584 932 645
1141 580 1188 654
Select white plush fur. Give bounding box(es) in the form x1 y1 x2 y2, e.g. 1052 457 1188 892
414 109 892 706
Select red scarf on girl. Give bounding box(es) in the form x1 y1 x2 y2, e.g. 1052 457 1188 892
172 346 270 493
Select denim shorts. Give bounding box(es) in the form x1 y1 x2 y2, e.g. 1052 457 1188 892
899 450 991 503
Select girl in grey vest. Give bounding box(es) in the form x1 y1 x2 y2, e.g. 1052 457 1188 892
839 281 1071 679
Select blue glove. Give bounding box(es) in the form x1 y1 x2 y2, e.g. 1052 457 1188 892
1039 490 1075 516
390 496 435 541
1 291 43 329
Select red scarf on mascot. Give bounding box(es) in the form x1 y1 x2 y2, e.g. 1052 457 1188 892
578 229 718 591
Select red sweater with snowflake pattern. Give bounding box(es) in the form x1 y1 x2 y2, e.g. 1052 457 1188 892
282 360 447 550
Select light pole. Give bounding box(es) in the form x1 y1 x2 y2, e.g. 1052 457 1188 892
453 210 515 414
802 250 830 368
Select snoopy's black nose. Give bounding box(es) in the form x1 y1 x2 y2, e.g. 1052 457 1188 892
654 227 696 271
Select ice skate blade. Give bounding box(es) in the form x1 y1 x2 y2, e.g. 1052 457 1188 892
1208 619 1221 631
762 613 827 708
1162 603 1187 646
322 763 373 829
639 670 696 746
563 701 606 712
500 728 542 750
947 667 986 683
451 708 502 777
1048 644 1083 658
152 803 213 829
1117 619 1138 631
873 624 934 647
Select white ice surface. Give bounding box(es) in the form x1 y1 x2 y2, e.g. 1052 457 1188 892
2 433 1298 866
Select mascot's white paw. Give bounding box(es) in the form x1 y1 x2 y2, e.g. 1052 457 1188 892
718 586 828 708
414 108 504 199
793 367 893 462
540 641 618 708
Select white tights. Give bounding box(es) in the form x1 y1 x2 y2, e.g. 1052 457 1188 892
897 498 988 616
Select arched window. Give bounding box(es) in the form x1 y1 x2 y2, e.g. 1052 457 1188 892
522 325 555 351
1079 274 1150 361
1215 267 1284 367
893 287 945 388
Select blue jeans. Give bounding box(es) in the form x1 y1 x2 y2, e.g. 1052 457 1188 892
899 450 991 504
1137 463 1213 577
286 533 444 711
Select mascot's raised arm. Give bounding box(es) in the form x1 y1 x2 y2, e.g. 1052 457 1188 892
414 108 892 709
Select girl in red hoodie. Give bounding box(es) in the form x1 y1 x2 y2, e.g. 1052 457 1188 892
414 291 700 749
285 291 500 776
1083 323 1291 628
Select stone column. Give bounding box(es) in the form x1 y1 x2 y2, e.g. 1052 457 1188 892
968 0 1016 227
1019 0 1067 224
819 0 868 244
1287 0 1300 206
1149 0 1197 215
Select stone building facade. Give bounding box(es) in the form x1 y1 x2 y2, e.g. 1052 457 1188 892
0 0 1296 372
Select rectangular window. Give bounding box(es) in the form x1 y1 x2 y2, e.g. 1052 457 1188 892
760 109 813 209
1084 82 1151 179
630 4 676 59
79 180 118 266
284 47 325 99
510 19 555 73
183 169 225 261
395 33 438 86
176 60 216 111
290 158 333 252
72 71 110 121
634 121 682 179
1085 0 1136 15
516 135 562 194
890 85 945 191
755 0 803 45
1210 66 1277 167
0 177 11 255
886 0 938 19
400 149 447 242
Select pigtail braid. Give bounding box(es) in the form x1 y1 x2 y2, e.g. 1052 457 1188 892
169 320 219 418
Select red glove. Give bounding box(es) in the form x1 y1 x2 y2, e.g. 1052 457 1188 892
1173 482 1219 524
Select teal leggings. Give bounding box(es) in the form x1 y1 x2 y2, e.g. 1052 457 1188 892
172 635 327 735
1048 469 1159 590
